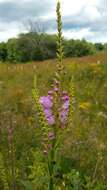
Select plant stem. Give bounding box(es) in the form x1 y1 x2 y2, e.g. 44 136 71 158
48 155 54 190
48 139 56 190
49 176 53 190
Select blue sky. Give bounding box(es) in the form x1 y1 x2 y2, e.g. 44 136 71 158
0 0 106 42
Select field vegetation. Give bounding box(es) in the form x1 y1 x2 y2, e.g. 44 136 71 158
0 51 107 189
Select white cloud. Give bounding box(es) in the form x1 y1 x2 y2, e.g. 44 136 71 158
84 6 101 21
0 0 13 2
61 0 101 16
0 22 26 42
63 28 93 39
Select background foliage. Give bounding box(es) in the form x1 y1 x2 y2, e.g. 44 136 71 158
0 32 106 63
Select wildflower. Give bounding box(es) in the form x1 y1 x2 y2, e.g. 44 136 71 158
48 90 53 95
79 102 91 110
40 95 55 125
46 116 55 125
62 91 68 95
60 110 68 123
39 90 70 127
54 87 59 92
40 96 53 109
48 132 55 140
40 96 55 125
44 109 55 125
60 123 66 129
44 109 53 117
62 100 69 110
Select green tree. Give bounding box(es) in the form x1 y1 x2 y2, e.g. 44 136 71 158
7 38 17 62
95 43 104 51
64 39 95 57
15 34 34 62
0 42 7 61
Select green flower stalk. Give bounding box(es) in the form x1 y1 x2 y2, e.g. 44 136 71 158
55 0 64 84
56 0 64 70
68 78 75 129
32 77 51 144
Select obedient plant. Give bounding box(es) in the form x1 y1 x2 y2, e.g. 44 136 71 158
33 1 74 189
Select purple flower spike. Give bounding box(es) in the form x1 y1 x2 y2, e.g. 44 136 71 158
39 89 69 126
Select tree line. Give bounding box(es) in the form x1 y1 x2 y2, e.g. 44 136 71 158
0 32 106 63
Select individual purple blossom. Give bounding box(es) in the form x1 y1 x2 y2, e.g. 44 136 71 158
48 90 53 95
62 95 69 101
62 95 70 109
47 116 55 125
39 96 55 125
54 87 59 92
47 95 53 100
44 108 55 125
48 132 55 140
40 96 53 108
60 123 66 129
60 110 68 123
44 109 52 117
62 91 68 95
60 95 70 125
62 100 69 110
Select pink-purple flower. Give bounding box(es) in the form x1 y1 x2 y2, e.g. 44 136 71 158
60 95 69 124
47 116 55 125
39 90 69 126
40 96 53 109
40 95 55 125
48 132 55 140
62 100 69 110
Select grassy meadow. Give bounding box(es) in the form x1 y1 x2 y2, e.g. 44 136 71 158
0 51 107 189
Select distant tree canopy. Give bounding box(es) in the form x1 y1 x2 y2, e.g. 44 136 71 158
64 39 96 57
0 32 105 63
94 43 104 51
0 42 7 61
